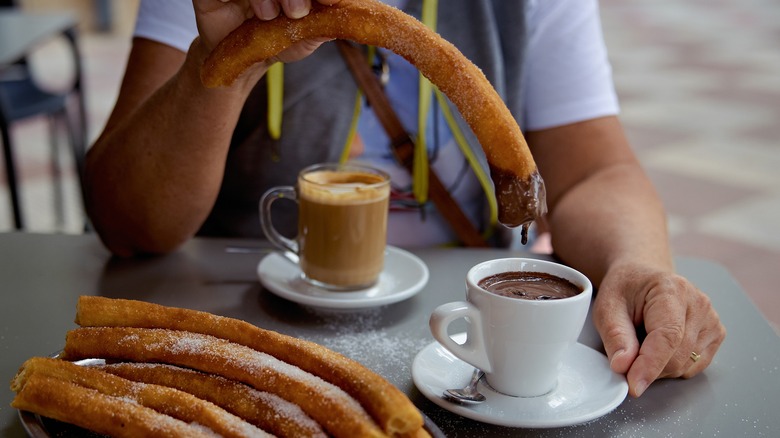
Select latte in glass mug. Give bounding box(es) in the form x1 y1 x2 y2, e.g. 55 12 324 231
260 163 390 290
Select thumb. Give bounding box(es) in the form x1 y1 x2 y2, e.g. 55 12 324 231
594 298 639 375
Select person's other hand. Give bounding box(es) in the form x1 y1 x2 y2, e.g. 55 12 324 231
193 0 341 67
592 263 726 397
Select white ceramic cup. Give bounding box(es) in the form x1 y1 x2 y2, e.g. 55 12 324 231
429 258 593 397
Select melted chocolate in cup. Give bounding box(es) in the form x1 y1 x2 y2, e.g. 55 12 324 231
478 271 583 301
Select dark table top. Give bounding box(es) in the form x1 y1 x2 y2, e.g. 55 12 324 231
1 232 778 437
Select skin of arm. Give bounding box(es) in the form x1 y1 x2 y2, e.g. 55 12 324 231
528 116 726 397
85 38 253 256
84 0 338 256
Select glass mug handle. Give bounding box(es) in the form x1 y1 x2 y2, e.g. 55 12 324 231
259 186 298 255
429 301 492 373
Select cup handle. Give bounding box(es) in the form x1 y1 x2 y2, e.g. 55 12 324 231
259 186 298 255
429 301 492 373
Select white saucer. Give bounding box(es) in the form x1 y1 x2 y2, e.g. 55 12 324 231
412 333 628 428
257 246 429 309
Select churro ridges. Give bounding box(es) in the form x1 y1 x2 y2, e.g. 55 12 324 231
12 357 261 438
61 327 386 438
75 295 423 436
99 362 326 438
11 296 429 437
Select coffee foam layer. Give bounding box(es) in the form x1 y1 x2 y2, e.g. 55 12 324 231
300 171 389 205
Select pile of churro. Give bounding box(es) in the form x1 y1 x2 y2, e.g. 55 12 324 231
10 296 427 437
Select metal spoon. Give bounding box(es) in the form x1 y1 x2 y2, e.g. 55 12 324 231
444 368 486 404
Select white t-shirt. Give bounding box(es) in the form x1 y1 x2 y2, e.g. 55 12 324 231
135 0 618 132
133 0 619 246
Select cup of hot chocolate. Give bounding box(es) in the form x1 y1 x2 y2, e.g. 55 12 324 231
260 163 390 290
429 258 592 397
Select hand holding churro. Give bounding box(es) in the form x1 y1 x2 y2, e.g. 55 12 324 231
201 0 547 236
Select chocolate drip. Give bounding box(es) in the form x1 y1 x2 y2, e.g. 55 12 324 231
489 167 547 245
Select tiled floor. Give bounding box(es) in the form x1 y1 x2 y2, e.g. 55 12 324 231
1 1 778 335
600 0 780 335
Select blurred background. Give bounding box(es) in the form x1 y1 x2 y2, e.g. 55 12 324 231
1 0 778 335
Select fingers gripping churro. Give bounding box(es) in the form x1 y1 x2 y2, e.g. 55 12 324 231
75 296 422 437
200 0 547 236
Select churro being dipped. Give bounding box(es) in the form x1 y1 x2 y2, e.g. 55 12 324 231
201 0 547 235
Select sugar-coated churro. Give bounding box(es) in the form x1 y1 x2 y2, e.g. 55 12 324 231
200 0 546 232
12 371 216 437
75 295 422 436
61 326 386 438
100 362 326 438
12 356 270 438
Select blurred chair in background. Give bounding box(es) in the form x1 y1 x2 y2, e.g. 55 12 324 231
0 0 87 230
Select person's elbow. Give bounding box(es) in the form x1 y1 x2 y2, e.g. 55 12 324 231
87 206 189 257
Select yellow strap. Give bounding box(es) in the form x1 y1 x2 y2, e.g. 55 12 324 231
413 0 438 204
266 62 284 140
336 0 495 237
340 90 363 164
340 46 378 163
421 0 439 31
434 88 499 235
414 78 431 203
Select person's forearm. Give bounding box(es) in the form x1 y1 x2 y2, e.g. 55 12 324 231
85 39 265 256
546 162 673 287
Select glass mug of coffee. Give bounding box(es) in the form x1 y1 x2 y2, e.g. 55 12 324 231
260 163 391 290
429 258 593 397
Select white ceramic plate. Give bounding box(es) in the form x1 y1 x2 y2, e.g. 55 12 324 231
412 333 629 428
257 246 429 309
